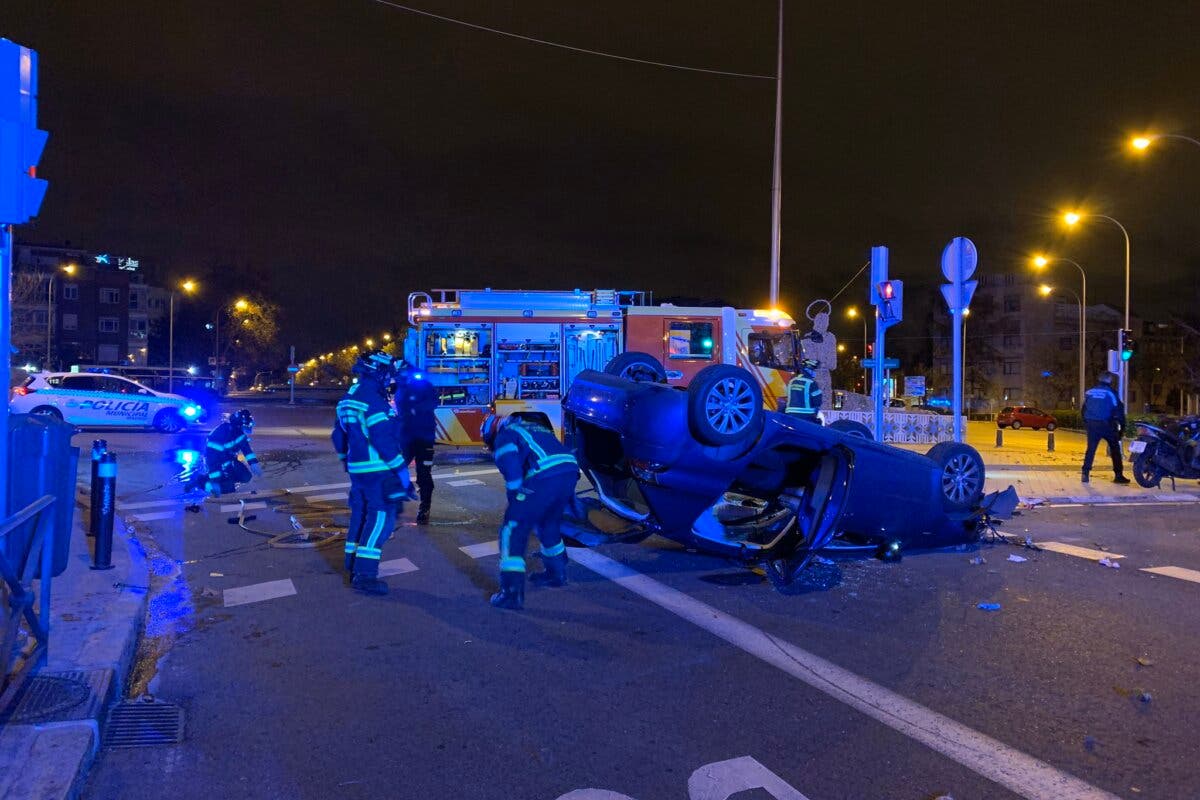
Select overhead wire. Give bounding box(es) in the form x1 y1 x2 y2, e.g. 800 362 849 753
364 0 775 80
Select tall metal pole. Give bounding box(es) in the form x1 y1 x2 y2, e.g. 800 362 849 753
46 275 53 370
1 225 12 518
213 311 220 381
168 291 175 393
951 307 963 442
767 0 783 306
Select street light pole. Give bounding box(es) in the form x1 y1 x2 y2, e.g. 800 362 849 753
767 0 783 307
1040 285 1083 407
168 290 175 393
1034 256 1088 407
1063 212 1130 409
46 273 53 370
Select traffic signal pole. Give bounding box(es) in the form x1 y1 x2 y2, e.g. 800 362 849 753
1 225 12 517
870 247 888 442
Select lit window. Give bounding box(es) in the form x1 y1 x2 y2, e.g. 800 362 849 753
666 322 715 360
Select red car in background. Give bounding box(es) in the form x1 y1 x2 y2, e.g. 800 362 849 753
997 406 1057 431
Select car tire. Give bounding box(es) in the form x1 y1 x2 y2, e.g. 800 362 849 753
30 406 62 420
828 419 872 440
686 364 764 448
604 352 667 384
1046 422 1057 431
1010 420 1022 430
154 409 185 434
926 442 986 511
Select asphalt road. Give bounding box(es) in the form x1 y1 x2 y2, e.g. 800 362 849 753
78 405 1200 800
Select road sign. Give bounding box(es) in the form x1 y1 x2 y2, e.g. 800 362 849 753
940 236 978 283
286 364 299 373
861 357 899 370
904 375 926 397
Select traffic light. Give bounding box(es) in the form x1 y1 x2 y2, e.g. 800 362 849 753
0 40 49 224
1120 329 1136 362
877 279 904 325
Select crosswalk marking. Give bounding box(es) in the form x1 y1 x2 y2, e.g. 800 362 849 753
448 479 484 487
285 481 350 494
220 501 268 513
282 468 495 496
459 541 499 558
128 510 177 522
1036 542 1125 562
1141 565 1200 584
223 578 297 608
306 492 348 503
431 467 496 481
377 557 419 578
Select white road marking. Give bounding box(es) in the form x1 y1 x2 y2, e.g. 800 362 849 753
305 492 348 503
431 467 496 480
219 501 267 513
1141 565 1200 584
128 510 177 522
1037 542 1125 562
569 548 1118 800
223 578 297 608
285 481 351 494
377 557 419 578
459 541 499 558
119 499 182 511
448 479 484 487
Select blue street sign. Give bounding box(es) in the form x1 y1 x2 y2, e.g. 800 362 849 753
287 364 299 373
861 357 899 370
940 236 978 283
940 236 978 443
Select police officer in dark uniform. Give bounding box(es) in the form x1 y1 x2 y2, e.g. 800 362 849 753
1081 371 1130 485
784 358 823 423
203 409 260 495
481 414 579 610
332 351 416 595
394 363 438 524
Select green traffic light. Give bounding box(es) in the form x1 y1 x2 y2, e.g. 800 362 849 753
701 338 713 350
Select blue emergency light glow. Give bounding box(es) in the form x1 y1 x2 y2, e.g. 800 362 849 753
187 366 198 375
176 449 199 465
183 405 199 418
412 372 423 381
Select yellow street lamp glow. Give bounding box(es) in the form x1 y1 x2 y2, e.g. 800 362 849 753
962 308 970 317
365 338 375 347
1063 212 1081 227
234 298 249 311
1131 136 1153 151
1038 284 1053 296
181 279 198 293
845 306 859 319
837 343 846 353
1032 255 1049 268
62 263 76 275
382 333 392 341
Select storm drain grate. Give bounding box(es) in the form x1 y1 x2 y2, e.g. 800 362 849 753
0 670 109 724
104 699 185 748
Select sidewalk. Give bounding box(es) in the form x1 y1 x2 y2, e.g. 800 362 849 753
0 503 148 800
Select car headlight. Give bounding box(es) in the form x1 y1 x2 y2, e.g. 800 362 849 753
182 405 200 419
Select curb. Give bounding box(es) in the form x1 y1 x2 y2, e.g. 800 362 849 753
1024 492 1200 508
0 522 149 800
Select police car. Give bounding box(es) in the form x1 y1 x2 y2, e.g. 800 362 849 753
10 372 205 432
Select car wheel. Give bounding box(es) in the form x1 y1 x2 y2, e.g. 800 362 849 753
30 406 62 420
926 442 985 511
828 419 872 440
1010 420 1022 430
154 409 185 433
686 364 764 448
1132 445 1163 489
604 352 667 384
1046 422 1057 431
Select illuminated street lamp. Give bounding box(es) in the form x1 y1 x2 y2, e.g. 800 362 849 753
234 298 249 312
382 333 392 342
365 338 375 348
846 306 869 392
1061 210 1131 407
169 279 199 392
1032 252 1088 406
1128 132 1200 153
45 263 76 370
1037 283 1085 406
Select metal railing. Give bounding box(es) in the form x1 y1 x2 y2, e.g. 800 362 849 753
0 494 57 710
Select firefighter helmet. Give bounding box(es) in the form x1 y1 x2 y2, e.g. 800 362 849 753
230 408 254 431
353 350 397 381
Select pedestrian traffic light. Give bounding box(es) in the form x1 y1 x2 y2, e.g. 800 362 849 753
876 279 903 326
0 40 49 225
1120 329 1136 361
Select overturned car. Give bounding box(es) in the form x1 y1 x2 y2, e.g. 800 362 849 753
561 355 1014 587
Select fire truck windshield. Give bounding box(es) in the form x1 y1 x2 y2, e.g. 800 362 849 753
747 330 800 371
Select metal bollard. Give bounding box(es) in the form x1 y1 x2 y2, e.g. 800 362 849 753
1047 431 1055 452
89 439 107 537
91 452 117 571
995 428 1003 448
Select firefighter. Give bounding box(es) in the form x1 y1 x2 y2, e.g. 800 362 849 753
1081 370 1130 485
332 351 416 595
394 363 438 524
481 414 579 610
203 409 260 495
784 358 823 423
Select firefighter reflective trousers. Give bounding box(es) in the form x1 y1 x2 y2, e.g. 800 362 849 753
498 472 577 574
346 472 397 577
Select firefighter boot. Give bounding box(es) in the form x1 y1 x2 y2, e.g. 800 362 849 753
351 575 389 596
529 552 568 588
489 571 525 610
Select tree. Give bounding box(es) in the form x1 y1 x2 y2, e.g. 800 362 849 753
10 271 48 366
226 295 282 374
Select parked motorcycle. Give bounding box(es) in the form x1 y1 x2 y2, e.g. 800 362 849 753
1130 416 1200 488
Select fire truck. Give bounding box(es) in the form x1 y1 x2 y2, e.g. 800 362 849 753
404 289 801 445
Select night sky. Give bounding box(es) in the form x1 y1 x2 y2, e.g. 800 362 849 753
6 1 1200 354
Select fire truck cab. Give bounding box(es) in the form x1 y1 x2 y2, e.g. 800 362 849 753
406 288 800 445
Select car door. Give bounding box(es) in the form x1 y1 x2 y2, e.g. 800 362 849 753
58 374 105 424
98 376 157 426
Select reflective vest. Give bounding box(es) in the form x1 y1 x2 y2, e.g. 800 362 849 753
785 374 822 416
331 378 406 474
206 421 257 481
493 421 578 490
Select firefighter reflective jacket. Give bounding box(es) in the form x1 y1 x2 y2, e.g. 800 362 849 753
332 377 406 475
493 420 578 491
395 376 438 442
206 421 257 481
785 373 823 416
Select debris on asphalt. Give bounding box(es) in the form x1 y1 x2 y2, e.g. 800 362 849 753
1023 536 1042 551
1094 543 1110 551
813 555 835 566
1007 554 1028 563
1135 656 1155 667
209 572 224 577
1084 736 1099 752
969 556 986 565
200 586 220 598
1098 558 1121 569
976 602 1001 611
1139 691 1153 703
